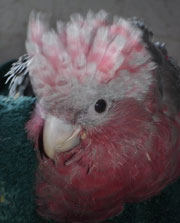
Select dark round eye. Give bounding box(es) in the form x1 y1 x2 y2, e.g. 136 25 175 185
94 99 107 113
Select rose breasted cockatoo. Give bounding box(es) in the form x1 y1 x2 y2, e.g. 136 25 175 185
6 10 180 223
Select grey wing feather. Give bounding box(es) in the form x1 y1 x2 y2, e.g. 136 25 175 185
132 18 180 117
5 54 34 97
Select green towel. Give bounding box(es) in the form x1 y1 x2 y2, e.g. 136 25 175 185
0 96 37 223
1 61 180 223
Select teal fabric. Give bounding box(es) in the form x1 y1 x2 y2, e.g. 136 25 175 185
0 62 180 223
0 96 37 223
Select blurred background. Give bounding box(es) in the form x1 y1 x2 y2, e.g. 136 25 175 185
0 0 179 64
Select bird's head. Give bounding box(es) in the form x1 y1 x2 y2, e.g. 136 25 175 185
26 11 156 160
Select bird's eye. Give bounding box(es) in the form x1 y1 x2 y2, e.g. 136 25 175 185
94 99 107 113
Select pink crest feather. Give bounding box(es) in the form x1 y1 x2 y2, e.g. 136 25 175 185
26 11 155 105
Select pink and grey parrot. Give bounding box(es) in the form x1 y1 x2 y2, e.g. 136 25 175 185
6 10 180 223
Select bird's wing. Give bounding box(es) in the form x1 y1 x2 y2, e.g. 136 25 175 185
5 54 34 97
132 18 180 116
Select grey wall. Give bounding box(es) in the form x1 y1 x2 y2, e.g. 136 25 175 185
0 0 179 63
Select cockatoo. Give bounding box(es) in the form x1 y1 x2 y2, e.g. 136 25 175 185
6 10 180 223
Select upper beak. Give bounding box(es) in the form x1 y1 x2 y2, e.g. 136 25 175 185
43 114 81 159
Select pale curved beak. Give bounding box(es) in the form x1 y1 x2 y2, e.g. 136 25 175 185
43 114 81 159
